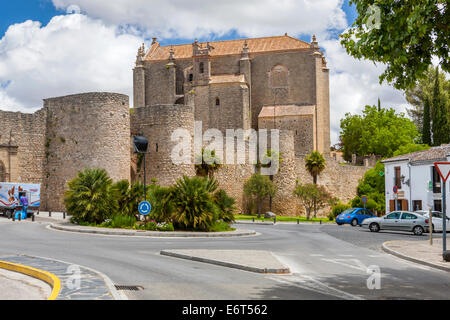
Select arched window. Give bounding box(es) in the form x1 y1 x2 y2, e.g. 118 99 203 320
270 65 289 88
188 74 193 82
215 98 220 106
199 62 204 74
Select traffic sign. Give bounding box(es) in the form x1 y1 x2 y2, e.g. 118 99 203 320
138 201 152 216
379 171 384 177
361 196 368 204
434 162 450 183
393 185 398 194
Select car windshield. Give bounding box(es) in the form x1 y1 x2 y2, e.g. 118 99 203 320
341 209 356 215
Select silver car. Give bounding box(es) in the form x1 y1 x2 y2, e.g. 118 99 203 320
362 211 430 236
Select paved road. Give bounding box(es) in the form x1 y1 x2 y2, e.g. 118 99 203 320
0 218 449 300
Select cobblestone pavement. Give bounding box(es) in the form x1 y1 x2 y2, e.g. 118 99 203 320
0 255 114 300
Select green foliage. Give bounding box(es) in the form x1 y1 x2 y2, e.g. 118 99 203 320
405 66 449 134
340 105 420 161
64 168 116 224
340 0 449 90
422 97 432 145
351 161 386 213
294 183 333 220
244 173 277 217
305 151 326 184
102 215 136 229
134 221 175 232
171 176 219 231
207 221 235 232
213 189 237 223
111 180 145 219
393 143 430 157
195 148 222 178
147 185 174 223
431 67 450 146
330 203 352 220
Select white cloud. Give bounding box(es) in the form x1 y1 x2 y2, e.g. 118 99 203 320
0 14 142 112
322 39 409 145
51 0 348 40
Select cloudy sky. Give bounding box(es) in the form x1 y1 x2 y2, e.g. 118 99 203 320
0 0 411 145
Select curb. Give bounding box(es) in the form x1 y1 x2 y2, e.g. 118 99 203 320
382 241 450 273
0 260 61 300
50 223 256 238
160 250 290 274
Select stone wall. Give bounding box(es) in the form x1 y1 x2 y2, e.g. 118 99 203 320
42 92 131 211
0 109 47 184
130 104 196 187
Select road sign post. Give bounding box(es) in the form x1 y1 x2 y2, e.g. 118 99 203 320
434 162 450 253
362 196 368 209
393 185 398 211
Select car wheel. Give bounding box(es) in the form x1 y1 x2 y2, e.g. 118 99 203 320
413 226 424 236
351 219 358 227
336 223 343 226
369 223 380 233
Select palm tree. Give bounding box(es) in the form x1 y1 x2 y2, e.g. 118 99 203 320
305 151 326 218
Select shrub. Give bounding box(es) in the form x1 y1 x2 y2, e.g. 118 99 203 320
213 189 236 223
111 180 145 219
148 185 174 222
294 183 333 220
171 176 218 231
102 215 136 229
330 203 351 220
244 174 277 218
156 222 175 232
64 168 116 224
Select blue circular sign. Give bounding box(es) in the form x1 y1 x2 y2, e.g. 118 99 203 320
138 201 152 216
361 196 368 204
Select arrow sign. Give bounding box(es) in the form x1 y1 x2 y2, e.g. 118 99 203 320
138 201 152 216
434 162 450 183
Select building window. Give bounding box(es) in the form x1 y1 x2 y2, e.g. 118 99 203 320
215 98 220 106
188 74 193 82
432 166 441 193
156 143 159 153
413 200 422 211
199 62 204 74
394 166 402 190
434 200 442 212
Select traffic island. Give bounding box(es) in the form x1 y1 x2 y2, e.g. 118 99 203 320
50 222 257 238
382 240 450 272
160 249 290 274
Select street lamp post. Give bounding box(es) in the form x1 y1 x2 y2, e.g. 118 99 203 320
133 135 149 201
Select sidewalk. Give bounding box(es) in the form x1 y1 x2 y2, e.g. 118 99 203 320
383 239 450 272
0 255 120 300
0 268 51 300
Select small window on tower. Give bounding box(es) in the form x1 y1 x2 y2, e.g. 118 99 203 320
216 98 220 106
199 62 204 74
189 74 193 82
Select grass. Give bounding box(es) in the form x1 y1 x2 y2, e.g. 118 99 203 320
234 214 334 223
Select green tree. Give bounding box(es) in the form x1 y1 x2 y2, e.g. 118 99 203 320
244 173 277 218
422 97 432 145
432 68 450 145
340 105 420 161
405 66 449 133
171 176 218 231
305 151 326 184
213 189 237 223
294 183 333 220
392 143 430 157
341 0 449 90
64 168 116 224
351 162 386 214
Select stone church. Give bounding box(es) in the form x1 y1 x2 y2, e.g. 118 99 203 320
133 34 331 156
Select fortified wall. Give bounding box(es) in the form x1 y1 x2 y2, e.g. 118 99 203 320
0 92 131 211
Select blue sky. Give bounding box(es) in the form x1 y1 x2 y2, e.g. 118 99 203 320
0 0 410 145
0 0 358 44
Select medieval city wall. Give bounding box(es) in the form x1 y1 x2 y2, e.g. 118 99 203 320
0 109 47 184
42 92 131 211
130 104 196 187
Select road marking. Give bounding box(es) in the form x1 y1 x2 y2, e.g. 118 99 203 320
338 254 354 257
309 254 324 257
321 258 367 272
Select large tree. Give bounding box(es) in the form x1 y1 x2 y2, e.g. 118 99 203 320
340 105 420 161
405 66 449 133
341 0 449 90
244 173 277 218
422 97 432 145
431 67 450 145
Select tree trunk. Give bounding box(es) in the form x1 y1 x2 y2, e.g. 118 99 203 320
257 197 262 218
